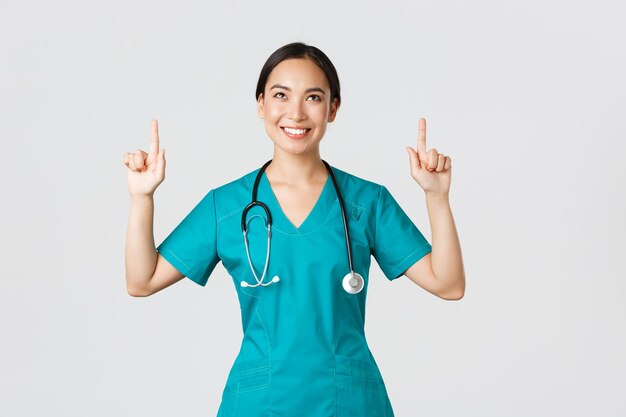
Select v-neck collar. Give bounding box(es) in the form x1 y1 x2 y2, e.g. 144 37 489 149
256 166 336 235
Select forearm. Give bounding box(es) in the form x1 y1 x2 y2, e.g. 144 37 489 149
425 192 465 297
125 195 158 295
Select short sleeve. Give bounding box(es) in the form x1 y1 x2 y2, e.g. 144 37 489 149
372 185 432 281
156 189 220 286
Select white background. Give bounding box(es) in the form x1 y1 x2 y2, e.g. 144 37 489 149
1 0 625 416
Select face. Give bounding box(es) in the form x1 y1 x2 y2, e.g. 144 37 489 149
257 58 339 156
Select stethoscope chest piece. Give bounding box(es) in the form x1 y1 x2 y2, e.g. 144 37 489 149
342 272 364 294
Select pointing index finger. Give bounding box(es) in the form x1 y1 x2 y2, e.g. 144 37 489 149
417 118 427 155
150 119 159 156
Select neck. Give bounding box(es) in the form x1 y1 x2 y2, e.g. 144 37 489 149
266 149 327 185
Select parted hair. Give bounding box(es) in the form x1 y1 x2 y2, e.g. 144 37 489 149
255 42 341 106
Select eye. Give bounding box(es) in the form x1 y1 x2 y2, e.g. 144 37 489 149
272 92 321 101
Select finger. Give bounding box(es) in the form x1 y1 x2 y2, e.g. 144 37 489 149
417 118 427 157
150 119 159 157
428 148 438 171
124 152 137 169
436 154 446 172
134 150 148 171
155 148 166 174
444 156 451 170
128 153 138 171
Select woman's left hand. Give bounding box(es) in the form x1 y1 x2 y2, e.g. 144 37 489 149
406 118 452 196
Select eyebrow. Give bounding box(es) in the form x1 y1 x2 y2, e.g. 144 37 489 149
269 84 326 94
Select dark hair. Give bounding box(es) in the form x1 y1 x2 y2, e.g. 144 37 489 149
255 42 341 106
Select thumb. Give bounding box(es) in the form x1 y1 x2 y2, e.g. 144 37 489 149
406 147 421 170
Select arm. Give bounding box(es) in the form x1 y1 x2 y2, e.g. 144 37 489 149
123 119 184 296
125 195 185 296
125 195 158 296
403 192 465 300
403 117 465 300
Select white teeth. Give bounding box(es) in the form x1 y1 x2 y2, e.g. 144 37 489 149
284 127 308 135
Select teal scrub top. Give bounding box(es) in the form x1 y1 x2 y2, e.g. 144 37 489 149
156 164 432 417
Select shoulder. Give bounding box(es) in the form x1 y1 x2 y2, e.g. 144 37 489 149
328 164 384 215
207 167 261 222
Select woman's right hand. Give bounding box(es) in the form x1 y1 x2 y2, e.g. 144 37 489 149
123 119 166 197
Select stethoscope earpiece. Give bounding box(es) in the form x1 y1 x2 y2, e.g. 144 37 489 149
240 159 363 294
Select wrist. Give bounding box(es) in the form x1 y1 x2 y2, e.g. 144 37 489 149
130 193 154 202
425 191 449 201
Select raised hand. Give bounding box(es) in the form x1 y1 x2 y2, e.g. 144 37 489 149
123 119 166 196
405 118 452 196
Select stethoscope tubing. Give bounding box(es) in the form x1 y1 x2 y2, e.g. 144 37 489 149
322 160 356 281
240 159 360 291
242 214 272 286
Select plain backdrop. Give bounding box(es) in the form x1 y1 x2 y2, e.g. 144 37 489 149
1 0 625 416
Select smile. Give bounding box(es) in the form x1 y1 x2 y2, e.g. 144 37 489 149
281 127 311 138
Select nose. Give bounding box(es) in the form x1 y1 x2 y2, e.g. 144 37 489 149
287 99 306 121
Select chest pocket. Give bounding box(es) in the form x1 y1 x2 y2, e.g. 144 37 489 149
351 205 362 221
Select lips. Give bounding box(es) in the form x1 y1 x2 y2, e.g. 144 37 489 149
281 126 311 139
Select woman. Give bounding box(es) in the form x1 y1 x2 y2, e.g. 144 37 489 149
124 42 465 417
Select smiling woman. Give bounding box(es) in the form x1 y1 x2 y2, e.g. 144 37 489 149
255 50 340 161
123 41 463 417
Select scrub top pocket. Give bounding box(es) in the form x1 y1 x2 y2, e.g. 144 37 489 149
334 353 395 417
218 356 271 417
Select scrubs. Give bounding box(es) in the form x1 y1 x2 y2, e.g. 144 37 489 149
156 164 432 417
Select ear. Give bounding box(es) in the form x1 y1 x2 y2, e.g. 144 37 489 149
257 93 264 119
327 98 340 123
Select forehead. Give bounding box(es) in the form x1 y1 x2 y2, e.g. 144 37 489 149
266 58 329 90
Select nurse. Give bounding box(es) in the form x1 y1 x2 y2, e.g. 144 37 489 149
123 42 465 417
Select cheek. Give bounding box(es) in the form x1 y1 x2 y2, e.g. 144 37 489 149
311 106 330 122
264 105 283 122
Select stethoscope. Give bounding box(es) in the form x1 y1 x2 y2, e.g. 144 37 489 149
240 159 365 294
